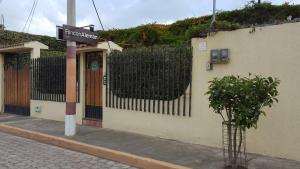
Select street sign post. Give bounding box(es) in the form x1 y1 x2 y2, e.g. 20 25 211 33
65 0 77 137
63 25 98 45
56 25 98 45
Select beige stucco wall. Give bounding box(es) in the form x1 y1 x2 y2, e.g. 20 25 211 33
0 54 4 113
30 101 83 124
104 22 300 161
25 41 48 59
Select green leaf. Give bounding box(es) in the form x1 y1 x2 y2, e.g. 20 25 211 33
206 74 280 129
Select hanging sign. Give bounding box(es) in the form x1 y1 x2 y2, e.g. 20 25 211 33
62 25 98 45
90 60 100 71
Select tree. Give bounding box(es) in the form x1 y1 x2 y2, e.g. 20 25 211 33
206 75 279 169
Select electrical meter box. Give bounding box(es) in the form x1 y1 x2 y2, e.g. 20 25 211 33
210 49 229 64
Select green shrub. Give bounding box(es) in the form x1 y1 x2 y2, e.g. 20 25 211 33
206 74 280 168
206 75 280 129
0 30 65 51
109 46 192 100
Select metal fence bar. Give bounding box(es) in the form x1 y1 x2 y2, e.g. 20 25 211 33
152 50 156 113
126 55 130 110
143 52 146 112
172 51 176 115
31 59 33 100
130 52 133 110
40 58 44 101
61 58 64 102
167 51 171 115
120 53 123 109
44 58 47 101
147 51 151 113
47 58 51 101
121 54 124 109
139 52 142 112
162 49 165 114
116 54 119 109
37 58 41 101
106 54 108 107
119 54 122 109
177 49 182 116
123 55 127 110
110 57 116 108
59 57 62 102
122 54 125 109
119 53 122 109
35 58 37 100
53 58 56 102
108 55 112 107
34 58 37 100
183 48 187 117
106 47 193 117
31 59 34 100
61 57 63 102
49 58 53 101
135 52 138 111
157 50 160 114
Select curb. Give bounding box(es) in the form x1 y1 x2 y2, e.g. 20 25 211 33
0 124 189 169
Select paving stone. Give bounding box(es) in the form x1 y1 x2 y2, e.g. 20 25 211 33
0 132 137 169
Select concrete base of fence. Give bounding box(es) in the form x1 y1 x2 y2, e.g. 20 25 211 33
0 124 189 169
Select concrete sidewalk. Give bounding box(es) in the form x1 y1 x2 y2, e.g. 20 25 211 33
0 114 300 169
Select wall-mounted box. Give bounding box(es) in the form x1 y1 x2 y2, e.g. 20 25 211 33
220 49 229 62
210 49 230 64
206 62 213 71
35 106 42 113
211 49 220 63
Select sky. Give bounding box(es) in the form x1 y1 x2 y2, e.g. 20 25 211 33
0 0 299 37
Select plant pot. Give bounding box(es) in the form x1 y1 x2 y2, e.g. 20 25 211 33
222 121 247 169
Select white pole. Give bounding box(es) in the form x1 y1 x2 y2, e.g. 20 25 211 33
65 0 77 137
210 0 216 29
212 0 216 23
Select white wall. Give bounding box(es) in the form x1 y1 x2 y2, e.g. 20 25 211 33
103 22 300 161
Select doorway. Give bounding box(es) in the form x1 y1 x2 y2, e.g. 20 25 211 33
85 51 103 120
4 53 31 116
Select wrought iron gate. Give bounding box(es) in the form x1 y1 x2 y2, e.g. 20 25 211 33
4 53 31 116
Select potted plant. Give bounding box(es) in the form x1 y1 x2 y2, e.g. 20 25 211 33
206 75 279 169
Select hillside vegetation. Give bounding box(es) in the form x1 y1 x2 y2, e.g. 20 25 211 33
1 2 299 50
0 29 66 51
100 2 300 48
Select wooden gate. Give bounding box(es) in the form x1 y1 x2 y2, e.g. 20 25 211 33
85 52 103 120
4 53 31 116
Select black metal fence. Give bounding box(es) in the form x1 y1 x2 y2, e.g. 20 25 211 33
106 46 193 116
31 56 80 102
